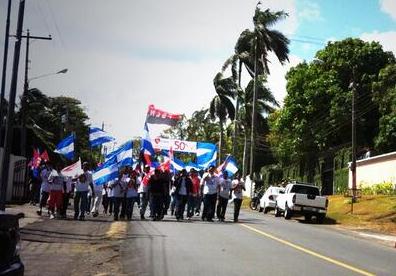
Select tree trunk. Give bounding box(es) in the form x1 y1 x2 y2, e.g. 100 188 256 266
250 36 258 178
232 60 242 157
242 129 249 178
219 119 223 164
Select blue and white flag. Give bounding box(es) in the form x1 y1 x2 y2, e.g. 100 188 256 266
89 127 115 148
93 155 119 186
54 134 74 160
170 157 186 172
105 140 133 168
141 123 155 166
185 161 201 172
196 142 217 169
217 155 238 177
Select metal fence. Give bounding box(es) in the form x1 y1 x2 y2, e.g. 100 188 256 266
11 159 28 202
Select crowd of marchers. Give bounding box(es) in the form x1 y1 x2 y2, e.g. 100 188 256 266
29 162 246 223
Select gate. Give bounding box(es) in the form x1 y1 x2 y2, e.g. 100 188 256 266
11 159 28 202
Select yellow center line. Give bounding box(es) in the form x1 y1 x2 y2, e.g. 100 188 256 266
240 223 375 276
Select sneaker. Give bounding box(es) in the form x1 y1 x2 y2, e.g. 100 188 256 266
233 218 238 223
36 210 42 216
93 212 99 218
50 214 55 219
195 212 200 216
140 215 146 220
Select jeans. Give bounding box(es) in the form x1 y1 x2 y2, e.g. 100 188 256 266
202 194 217 221
39 191 49 210
176 194 188 219
125 197 138 220
233 198 243 221
187 195 198 218
170 193 177 215
113 197 124 220
74 191 88 219
216 196 228 220
140 193 149 217
151 194 164 220
61 192 71 217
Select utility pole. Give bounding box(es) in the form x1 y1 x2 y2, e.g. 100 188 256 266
0 0 12 144
0 0 25 211
20 30 52 157
350 67 357 213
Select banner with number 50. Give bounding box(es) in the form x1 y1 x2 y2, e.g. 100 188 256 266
152 137 197 153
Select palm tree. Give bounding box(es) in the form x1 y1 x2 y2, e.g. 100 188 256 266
239 75 279 177
210 73 237 163
249 5 290 177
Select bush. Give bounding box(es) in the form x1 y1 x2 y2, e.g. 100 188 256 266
359 182 396 195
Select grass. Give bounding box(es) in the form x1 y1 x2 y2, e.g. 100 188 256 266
327 195 396 235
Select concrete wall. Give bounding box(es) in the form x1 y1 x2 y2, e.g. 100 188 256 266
0 148 27 201
348 151 396 188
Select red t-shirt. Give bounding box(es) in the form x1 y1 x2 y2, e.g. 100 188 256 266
190 175 201 195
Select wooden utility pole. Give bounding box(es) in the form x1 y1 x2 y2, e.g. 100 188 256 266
0 0 25 211
0 0 12 143
20 30 52 156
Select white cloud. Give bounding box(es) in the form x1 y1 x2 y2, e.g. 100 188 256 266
266 54 303 105
360 31 396 54
298 1 323 22
0 0 300 143
380 0 396 20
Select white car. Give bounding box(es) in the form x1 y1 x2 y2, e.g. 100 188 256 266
259 186 285 213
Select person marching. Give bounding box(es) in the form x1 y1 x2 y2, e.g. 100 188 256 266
139 165 151 220
200 166 219 222
36 161 52 216
148 168 166 221
231 173 245 222
216 171 232 222
187 168 200 220
174 169 192 221
125 169 140 220
47 164 65 219
82 162 95 215
74 173 90 221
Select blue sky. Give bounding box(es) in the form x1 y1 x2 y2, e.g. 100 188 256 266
0 0 396 142
291 0 396 60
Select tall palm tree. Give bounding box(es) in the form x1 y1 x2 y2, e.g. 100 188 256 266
249 5 290 177
240 75 279 176
210 73 237 163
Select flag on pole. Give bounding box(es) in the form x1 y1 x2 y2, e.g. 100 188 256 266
61 158 83 178
217 155 238 177
93 156 119 186
145 104 183 126
89 127 115 148
196 142 217 169
54 134 74 160
141 123 155 166
40 150 50 162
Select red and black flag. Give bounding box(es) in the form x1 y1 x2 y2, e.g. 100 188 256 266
145 104 183 126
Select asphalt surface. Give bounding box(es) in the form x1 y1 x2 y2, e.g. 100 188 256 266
13 204 396 276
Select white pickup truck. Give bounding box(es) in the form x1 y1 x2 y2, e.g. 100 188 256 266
274 182 328 223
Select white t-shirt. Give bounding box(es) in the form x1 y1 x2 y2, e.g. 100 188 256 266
75 179 89 192
48 170 64 191
201 173 218 195
218 178 232 199
232 179 245 199
40 168 51 192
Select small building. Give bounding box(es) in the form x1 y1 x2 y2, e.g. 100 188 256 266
348 151 396 188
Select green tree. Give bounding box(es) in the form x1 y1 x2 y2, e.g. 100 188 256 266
210 72 236 162
372 63 396 152
269 38 394 181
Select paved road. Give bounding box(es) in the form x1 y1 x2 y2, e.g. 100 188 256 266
17 204 396 276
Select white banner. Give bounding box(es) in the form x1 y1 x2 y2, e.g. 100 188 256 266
152 137 197 153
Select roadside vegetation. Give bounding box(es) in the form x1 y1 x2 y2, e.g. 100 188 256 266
327 195 396 235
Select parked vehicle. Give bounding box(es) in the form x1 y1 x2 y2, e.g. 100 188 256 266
249 188 265 211
274 182 328 223
0 213 24 275
259 186 285 213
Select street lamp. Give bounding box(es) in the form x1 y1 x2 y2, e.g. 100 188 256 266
28 68 68 82
20 68 68 156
